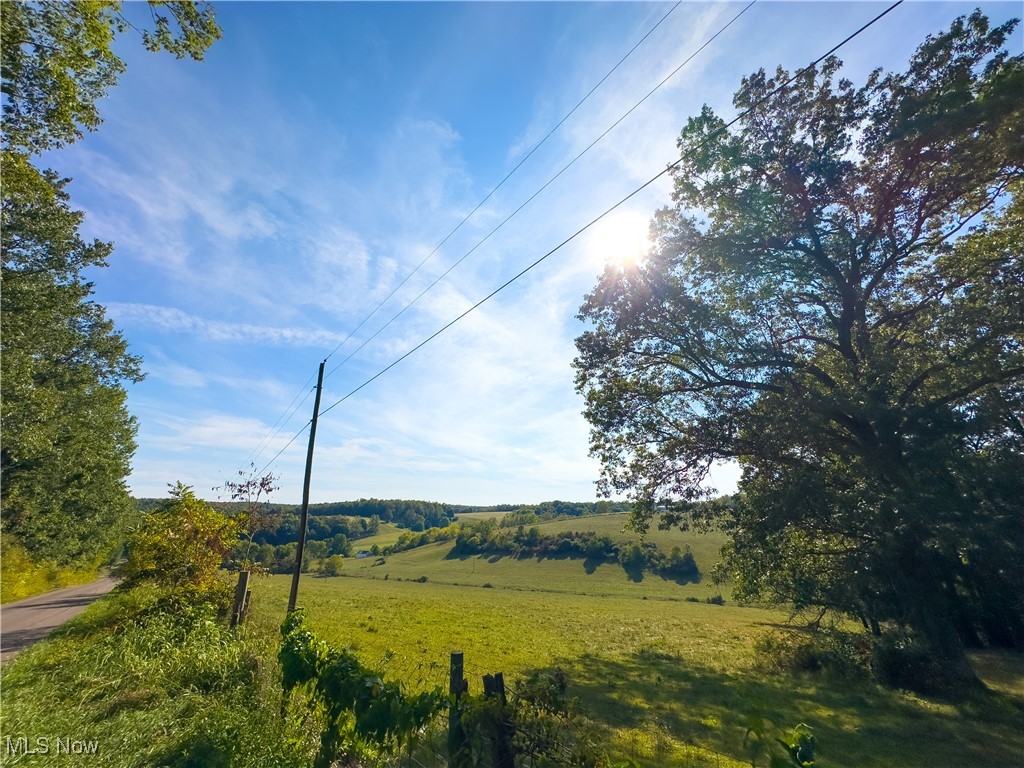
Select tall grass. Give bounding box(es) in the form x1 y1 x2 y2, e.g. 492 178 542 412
0 583 315 767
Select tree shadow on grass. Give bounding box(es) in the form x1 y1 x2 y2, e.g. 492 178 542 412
527 651 1024 767
622 563 645 583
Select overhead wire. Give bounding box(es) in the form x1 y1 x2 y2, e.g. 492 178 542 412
239 2 684 474
259 0 905 472
256 419 313 477
316 0 905 420
241 370 318 469
318 1 684 369
323 0 757 380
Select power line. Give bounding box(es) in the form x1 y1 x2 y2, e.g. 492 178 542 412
239 2 685 475
324 0 757 380
241 371 318 469
316 1 904 420
318 2 686 367
255 419 313 477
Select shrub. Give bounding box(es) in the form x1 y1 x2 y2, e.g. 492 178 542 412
754 629 870 679
321 554 345 577
2 583 314 767
871 635 955 696
0 534 99 602
118 483 239 599
279 610 444 766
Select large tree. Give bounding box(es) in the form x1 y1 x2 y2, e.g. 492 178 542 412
1 2 220 565
574 12 1023 686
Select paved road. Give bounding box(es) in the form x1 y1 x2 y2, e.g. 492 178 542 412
0 576 119 662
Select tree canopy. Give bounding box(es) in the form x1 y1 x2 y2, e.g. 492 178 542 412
1 2 221 567
574 12 1023 686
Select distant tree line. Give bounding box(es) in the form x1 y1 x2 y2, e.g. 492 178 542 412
136 496 630 545
490 500 631 527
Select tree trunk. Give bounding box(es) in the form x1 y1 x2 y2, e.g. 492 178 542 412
911 599 984 690
901 552 985 691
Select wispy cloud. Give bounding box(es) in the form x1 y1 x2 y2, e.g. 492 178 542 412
56 2 984 504
108 303 348 348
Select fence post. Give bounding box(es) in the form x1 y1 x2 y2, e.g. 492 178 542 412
448 652 470 768
230 570 251 628
482 672 514 768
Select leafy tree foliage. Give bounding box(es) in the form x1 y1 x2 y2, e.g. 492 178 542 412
574 13 1023 685
1 168 143 563
1 2 220 566
321 554 345 577
217 464 280 570
1 0 219 155
119 483 239 594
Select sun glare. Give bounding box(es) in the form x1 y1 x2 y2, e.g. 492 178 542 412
590 211 651 272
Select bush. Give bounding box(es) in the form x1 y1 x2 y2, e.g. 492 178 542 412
321 554 344 577
754 629 870 679
871 635 955 696
0 534 99 602
119 483 239 598
1 584 314 767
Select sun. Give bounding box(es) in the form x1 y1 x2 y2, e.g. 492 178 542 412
589 210 651 271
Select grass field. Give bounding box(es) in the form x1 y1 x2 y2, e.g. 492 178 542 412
334 513 729 600
255 538 1024 768
352 522 405 550
452 510 509 522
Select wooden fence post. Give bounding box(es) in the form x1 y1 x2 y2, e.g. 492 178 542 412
448 652 470 768
230 570 251 628
482 672 514 768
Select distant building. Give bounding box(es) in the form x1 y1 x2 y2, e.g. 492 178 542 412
356 550 371 559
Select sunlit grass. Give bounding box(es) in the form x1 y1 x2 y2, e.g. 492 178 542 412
352 522 405 550
335 516 730 600
1 585 310 767
254 567 1024 768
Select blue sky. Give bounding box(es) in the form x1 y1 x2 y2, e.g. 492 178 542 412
49 1 1021 505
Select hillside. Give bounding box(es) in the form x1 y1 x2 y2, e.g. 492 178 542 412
337 513 730 601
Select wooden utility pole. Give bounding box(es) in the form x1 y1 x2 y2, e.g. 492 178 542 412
448 651 469 768
288 360 325 613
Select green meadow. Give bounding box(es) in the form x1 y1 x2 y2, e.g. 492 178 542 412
353 521 406 550
338 513 728 600
252 518 1024 768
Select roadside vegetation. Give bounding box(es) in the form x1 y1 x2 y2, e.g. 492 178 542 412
1 485 311 766
1 2 221 602
2 7 1022 768
0 535 106 603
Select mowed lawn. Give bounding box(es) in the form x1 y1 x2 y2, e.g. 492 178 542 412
253 573 1024 768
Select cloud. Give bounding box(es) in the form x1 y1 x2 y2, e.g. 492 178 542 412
108 303 348 347
71 3 792 505
143 350 297 402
